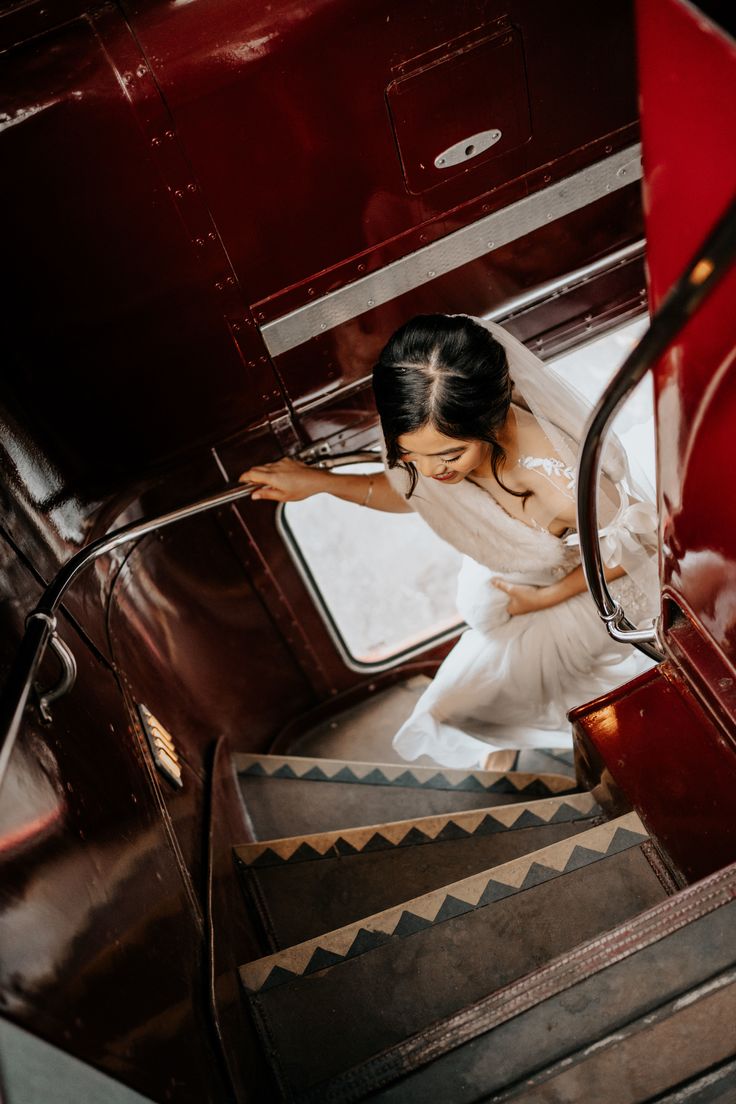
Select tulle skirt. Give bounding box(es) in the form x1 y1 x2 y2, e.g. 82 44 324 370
393 557 653 769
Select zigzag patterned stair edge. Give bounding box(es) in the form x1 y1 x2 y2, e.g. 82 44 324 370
239 812 648 994
234 792 601 868
234 753 577 796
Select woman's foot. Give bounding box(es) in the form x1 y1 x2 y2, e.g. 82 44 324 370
483 748 518 772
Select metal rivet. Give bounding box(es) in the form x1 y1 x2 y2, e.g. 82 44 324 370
150 137 161 148
187 183 196 193
165 130 174 140
427 270 436 278
307 287 315 296
174 189 183 198
195 237 204 247
215 282 224 291
357 263 366 273
367 298 375 307
320 323 327 330
136 65 147 78
226 276 235 286
208 232 216 241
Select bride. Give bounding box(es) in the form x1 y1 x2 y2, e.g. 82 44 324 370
240 314 659 770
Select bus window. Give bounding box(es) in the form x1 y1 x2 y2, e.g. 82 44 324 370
279 462 463 670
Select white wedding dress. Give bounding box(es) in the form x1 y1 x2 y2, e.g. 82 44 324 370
385 318 659 770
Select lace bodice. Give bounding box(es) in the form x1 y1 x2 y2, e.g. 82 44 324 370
517 454 576 495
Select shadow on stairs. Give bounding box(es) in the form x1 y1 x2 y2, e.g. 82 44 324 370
228 752 736 1103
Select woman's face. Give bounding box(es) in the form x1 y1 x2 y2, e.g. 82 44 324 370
397 424 490 484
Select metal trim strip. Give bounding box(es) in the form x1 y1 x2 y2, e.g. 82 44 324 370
260 144 642 357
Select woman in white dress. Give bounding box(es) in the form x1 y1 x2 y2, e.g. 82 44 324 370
240 315 658 770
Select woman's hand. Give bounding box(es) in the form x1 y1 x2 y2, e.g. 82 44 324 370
239 457 324 502
491 578 548 616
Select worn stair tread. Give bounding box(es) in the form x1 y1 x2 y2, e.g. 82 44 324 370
235 753 579 839
333 865 736 1104
234 793 602 950
239 814 672 1098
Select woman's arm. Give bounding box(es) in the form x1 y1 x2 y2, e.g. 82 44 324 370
239 458 413 513
491 563 626 616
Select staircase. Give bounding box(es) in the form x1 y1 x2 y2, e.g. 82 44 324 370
227 751 736 1102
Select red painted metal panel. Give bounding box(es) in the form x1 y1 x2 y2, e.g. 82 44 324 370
573 0 736 881
124 0 638 319
638 0 736 702
571 663 736 883
0 539 229 1101
387 20 531 195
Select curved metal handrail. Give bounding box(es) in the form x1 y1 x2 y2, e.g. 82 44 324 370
577 195 736 661
0 449 379 793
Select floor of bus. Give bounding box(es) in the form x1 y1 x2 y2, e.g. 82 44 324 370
285 675 575 777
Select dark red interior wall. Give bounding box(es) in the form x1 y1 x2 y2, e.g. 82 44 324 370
0 535 235 1101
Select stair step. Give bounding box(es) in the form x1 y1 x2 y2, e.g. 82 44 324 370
337 864 736 1104
234 792 602 950
239 814 671 1099
235 753 578 839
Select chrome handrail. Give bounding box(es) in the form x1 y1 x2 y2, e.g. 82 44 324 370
0 449 380 793
577 195 736 661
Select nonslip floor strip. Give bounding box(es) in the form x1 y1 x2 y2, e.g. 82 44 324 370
239 812 647 995
234 792 601 868
234 753 577 797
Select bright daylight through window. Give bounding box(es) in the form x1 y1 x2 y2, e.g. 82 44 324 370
282 316 652 668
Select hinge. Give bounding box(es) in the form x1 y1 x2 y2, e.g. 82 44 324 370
268 410 304 454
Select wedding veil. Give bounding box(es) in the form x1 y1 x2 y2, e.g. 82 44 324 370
475 317 660 626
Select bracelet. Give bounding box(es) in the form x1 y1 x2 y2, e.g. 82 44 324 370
361 476 374 507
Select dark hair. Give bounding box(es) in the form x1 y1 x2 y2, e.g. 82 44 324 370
372 314 524 499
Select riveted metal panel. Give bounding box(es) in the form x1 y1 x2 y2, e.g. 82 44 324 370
260 144 642 357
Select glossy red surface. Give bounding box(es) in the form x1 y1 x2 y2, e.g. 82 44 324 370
573 0 736 884
640 0 736 689
0 539 228 1101
125 0 637 314
571 664 736 883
